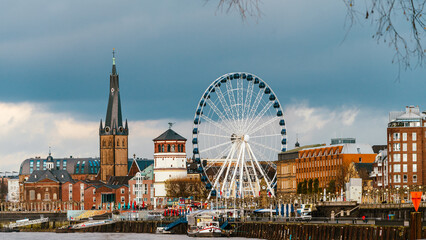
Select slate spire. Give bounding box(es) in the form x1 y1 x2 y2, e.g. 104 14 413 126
102 49 126 135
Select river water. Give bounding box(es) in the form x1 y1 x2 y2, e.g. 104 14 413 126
0 232 258 240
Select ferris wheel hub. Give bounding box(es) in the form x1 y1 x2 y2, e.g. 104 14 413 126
243 134 250 142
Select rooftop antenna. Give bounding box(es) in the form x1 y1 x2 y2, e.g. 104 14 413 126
168 122 175 129
112 48 116 65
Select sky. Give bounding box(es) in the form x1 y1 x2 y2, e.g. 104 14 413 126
0 1 425 172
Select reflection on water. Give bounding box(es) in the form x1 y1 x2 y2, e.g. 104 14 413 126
0 232 258 240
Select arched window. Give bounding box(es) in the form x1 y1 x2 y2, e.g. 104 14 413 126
178 145 181 152
109 140 112 147
37 193 41 200
117 140 120 146
102 140 106 147
167 144 171 152
122 140 125 146
171 144 175 152
158 145 161 152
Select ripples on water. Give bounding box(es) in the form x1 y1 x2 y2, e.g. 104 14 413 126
0 232 258 240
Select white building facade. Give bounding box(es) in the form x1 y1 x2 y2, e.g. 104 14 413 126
7 178 20 202
153 128 187 207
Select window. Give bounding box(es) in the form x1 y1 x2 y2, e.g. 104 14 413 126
402 133 407 141
393 164 401 173
76 161 80 174
413 175 417 183
93 197 96 202
158 145 161 152
389 165 392 173
93 189 96 194
412 132 417 141
393 133 400 141
394 175 401 183
53 193 57 200
43 161 46 170
393 143 400 151
403 175 408 183
121 188 125 194
413 154 417 162
403 164 407 172
30 190 35 200
171 144 175 152
37 193 41 200
403 154 407 162
44 193 50 200
56 160 60 170
402 143 407 151
121 196 125 202
167 145 171 152
413 164 417 172
389 134 391 141
413 143 417 151
81 161 85 173
36 160 40 170
63 160 67 170
393 154 400 162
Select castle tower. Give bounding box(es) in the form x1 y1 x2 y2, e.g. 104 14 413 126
99 49 129 182
153 124 187 204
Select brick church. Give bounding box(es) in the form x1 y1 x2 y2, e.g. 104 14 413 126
18 51 154 210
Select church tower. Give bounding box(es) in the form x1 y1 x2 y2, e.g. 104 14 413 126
99 49 129 182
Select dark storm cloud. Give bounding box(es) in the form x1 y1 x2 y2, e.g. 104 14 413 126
0 0 425 121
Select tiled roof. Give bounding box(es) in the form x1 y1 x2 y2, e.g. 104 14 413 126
153 129 186 141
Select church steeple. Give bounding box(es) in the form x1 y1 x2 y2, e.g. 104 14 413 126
99 49 129 182
101 49 127 136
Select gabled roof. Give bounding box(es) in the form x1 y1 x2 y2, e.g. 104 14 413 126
127 158 154 172
153 129 186 141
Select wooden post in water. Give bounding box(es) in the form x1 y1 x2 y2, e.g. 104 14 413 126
410 212 422 240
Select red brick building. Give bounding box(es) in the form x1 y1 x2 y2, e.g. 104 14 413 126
387 106 425 188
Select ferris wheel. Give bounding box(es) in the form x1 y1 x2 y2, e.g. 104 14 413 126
192 72 287 199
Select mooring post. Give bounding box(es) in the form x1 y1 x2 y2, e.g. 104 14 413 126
410 212 422 240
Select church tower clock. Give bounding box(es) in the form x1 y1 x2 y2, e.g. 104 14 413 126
99 49 129 182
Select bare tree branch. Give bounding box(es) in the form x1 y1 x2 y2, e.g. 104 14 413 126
209 0 425 79
344 0 425 78
214 0 262 19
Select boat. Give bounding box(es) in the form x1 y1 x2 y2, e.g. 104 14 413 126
187 212 223 237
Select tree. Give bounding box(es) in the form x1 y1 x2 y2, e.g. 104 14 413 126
165 177 208 200
214 0 426 75
335 162 358 191
313 178 319 194
297 182 303 194
302 179 308 194
327 180 336 193
307 179 313 194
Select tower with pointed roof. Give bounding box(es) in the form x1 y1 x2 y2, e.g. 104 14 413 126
152 125 187 205
99 49 129 182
